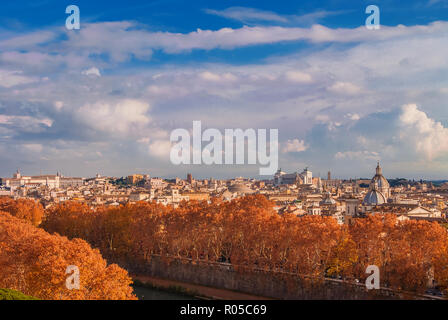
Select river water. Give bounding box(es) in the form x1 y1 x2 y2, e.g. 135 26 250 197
132 286 198 300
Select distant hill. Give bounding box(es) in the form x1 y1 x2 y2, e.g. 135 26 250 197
387 178 448 187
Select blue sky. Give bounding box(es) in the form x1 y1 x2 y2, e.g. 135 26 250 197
0 0 448 179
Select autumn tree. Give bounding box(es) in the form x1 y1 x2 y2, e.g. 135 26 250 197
0 197 44 226
0 211 136 300
36 196 448 294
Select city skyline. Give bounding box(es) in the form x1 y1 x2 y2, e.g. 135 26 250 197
2 162 448 182
1 1 448 179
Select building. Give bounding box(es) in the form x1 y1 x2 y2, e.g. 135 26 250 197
187 173 193 184
362 162 390 206
274 168 312 186
1 170 83 190
144 178 167 190
127 174 145 185
181 192 210 201
322 170 342 189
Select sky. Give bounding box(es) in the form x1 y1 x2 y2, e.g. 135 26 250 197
0 0 448 180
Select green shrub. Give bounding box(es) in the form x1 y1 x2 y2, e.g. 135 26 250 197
0 288 39 300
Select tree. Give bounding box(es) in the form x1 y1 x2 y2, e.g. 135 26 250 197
0 197 44 226
0 211 136 300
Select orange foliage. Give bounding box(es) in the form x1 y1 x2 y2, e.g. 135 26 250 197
0 197 44 226
39 195 448 294
0 211 136 300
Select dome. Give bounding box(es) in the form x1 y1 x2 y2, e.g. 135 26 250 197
228 183 254 194
363 162 390 206
320 191 336 205
371 175 389 189
371 162 390 190
363 189 387 205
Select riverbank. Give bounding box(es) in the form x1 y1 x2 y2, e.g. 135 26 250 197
132 275 274 300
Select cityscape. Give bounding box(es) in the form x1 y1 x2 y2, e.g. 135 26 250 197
1 0 448 311
1 162 447 225
2 162 448 302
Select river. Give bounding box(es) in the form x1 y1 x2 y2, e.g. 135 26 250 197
132 286 198 300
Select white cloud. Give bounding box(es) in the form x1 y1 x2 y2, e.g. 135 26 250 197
2 19 448 177
148 140 172 158
205 7 351 26
399 104 448 160
282 139 308 153
0 31 55 50
327 81 361 95
5 20 445 63
82 67 101 77
285 71 312 83
0 70 37 87
334 150 379 160
21 144 43 153
346 113 360 121
199 71 237 82
53 101 64 111
0 115 53 128
205 7 288 23
76 99 151 134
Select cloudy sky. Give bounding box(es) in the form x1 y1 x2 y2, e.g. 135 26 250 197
1 0 448 179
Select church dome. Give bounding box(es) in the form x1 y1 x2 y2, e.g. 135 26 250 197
228 183 254 194
363 162 390 206
371 162 389 190
362 189 387 205
320 191 336 205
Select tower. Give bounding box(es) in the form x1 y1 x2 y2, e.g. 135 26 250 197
13 169 21 179
376 161 382 175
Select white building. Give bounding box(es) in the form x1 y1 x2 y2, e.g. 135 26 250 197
1 170 83 190
274 167 313 186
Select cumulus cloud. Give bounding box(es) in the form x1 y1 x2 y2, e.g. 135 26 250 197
282 139 308 153
148 140 172 158
1 18 448 177
75 99 151 134
399 104 448 160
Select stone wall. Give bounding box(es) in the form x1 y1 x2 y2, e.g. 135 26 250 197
134 255 440 300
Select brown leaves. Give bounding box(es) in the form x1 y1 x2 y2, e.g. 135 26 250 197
39 196 448 294
0 197 44 226
347 214 448 292
0 212 136 300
